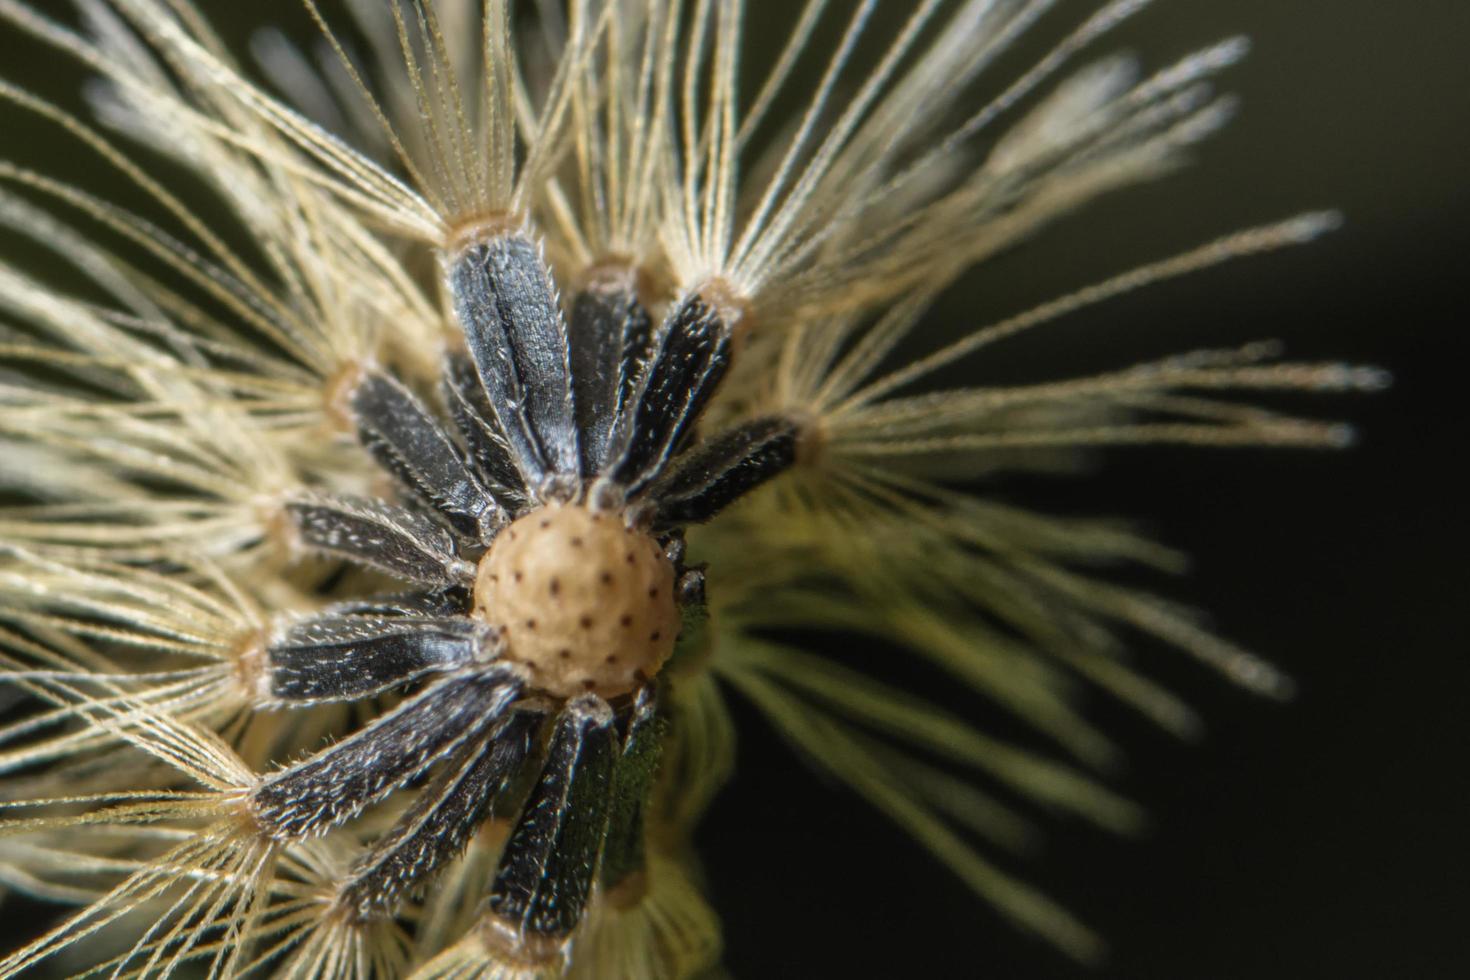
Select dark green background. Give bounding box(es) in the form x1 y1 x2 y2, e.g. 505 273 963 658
0 2 1464 977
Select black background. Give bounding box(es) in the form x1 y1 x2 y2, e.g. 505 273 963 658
0 2 1465 978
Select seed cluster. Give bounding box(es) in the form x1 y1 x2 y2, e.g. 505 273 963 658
474 503 678 697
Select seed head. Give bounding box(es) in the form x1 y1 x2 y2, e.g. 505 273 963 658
0 0 1382 976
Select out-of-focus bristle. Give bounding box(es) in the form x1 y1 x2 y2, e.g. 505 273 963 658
567 851 720 980
0 713 268 979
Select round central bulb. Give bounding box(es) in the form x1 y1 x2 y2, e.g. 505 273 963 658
473 503 678 698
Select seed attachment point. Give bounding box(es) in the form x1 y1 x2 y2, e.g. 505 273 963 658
473 503 678 698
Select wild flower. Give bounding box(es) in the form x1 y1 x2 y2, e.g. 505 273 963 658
0 0 1383 976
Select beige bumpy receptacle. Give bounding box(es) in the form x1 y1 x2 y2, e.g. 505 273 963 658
474 503 678 698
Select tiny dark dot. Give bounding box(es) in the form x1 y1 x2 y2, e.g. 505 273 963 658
625 552 636 565
559 648 572 660
600 571 614 585
605 655 618 665
648 587 659 599
488 573 499 582
570 536 584 547
549 578 560 596
524 619 537 630
619 614 633 627
579 615 593 629
582 679 597 690
634 669 650 683
540 518 551 529
513 570 523 583
650 631 662 643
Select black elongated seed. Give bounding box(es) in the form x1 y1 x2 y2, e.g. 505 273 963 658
251 665 523 840
449 233 579 486
567 278 654 476
599 685 665 891
651 416 800 529
266 615 490 704
341 709 545 921
349 370 505 542
442 351 529 502
606 295 732 493
285 495 471 587
486 695 616 942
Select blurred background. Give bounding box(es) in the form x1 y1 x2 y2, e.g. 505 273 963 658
0 1 1465 977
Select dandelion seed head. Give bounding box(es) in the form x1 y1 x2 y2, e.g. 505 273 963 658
0 0 1382 974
